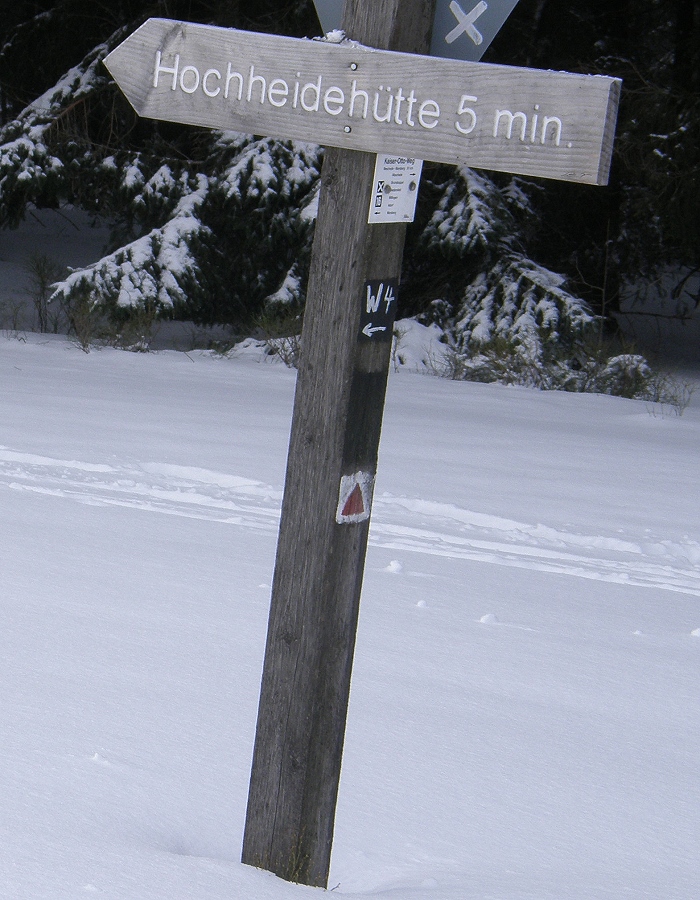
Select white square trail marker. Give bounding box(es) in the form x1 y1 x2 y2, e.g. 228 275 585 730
368 155 423 223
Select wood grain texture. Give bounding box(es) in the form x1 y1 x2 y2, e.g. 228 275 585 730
105 17 620 184
241 0 436 888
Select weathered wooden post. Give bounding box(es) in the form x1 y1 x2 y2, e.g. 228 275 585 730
240 0 437 887
103 5 620 888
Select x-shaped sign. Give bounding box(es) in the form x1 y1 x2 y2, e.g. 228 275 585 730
431 0 522 61
313 0 521 63
445 0 488 46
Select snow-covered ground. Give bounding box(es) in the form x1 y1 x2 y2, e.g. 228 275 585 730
1 326 699 900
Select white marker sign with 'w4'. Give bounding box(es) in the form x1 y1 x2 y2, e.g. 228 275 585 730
105 19 621 185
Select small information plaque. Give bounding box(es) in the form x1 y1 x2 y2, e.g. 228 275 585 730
368 154 424 224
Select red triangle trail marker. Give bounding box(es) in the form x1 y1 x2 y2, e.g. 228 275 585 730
342 483 365 517
336 471 374 523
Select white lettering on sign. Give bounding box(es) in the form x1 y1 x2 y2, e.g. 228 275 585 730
455 94 478 134
366 282 396 314
151 51 578 151
494 106 565 146
154 53 447 135
203 68 221 97
106 21 622 185
359 278 398 341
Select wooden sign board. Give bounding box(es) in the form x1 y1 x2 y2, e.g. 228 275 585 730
105 18 621 185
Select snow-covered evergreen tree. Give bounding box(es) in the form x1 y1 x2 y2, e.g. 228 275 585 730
0 31 320 328
402 165 652 394
1 0 694 399
488 0 700 322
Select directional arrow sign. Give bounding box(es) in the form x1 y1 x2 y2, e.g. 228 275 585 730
314 0 520 62
362 323 387 337
104 19 620 185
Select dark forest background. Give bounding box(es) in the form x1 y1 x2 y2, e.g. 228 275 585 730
1 1 698 390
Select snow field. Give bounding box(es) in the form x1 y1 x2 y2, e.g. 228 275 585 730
0 333 699 899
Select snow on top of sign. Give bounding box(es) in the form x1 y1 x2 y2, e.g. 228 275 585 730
316 29 346 44
310 30 371 52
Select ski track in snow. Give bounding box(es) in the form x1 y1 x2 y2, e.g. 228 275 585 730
2 446 700 597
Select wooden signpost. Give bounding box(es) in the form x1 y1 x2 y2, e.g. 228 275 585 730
105 0 621 889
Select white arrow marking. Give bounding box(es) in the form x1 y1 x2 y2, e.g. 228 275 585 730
445 0 488 46
362 323 387 338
